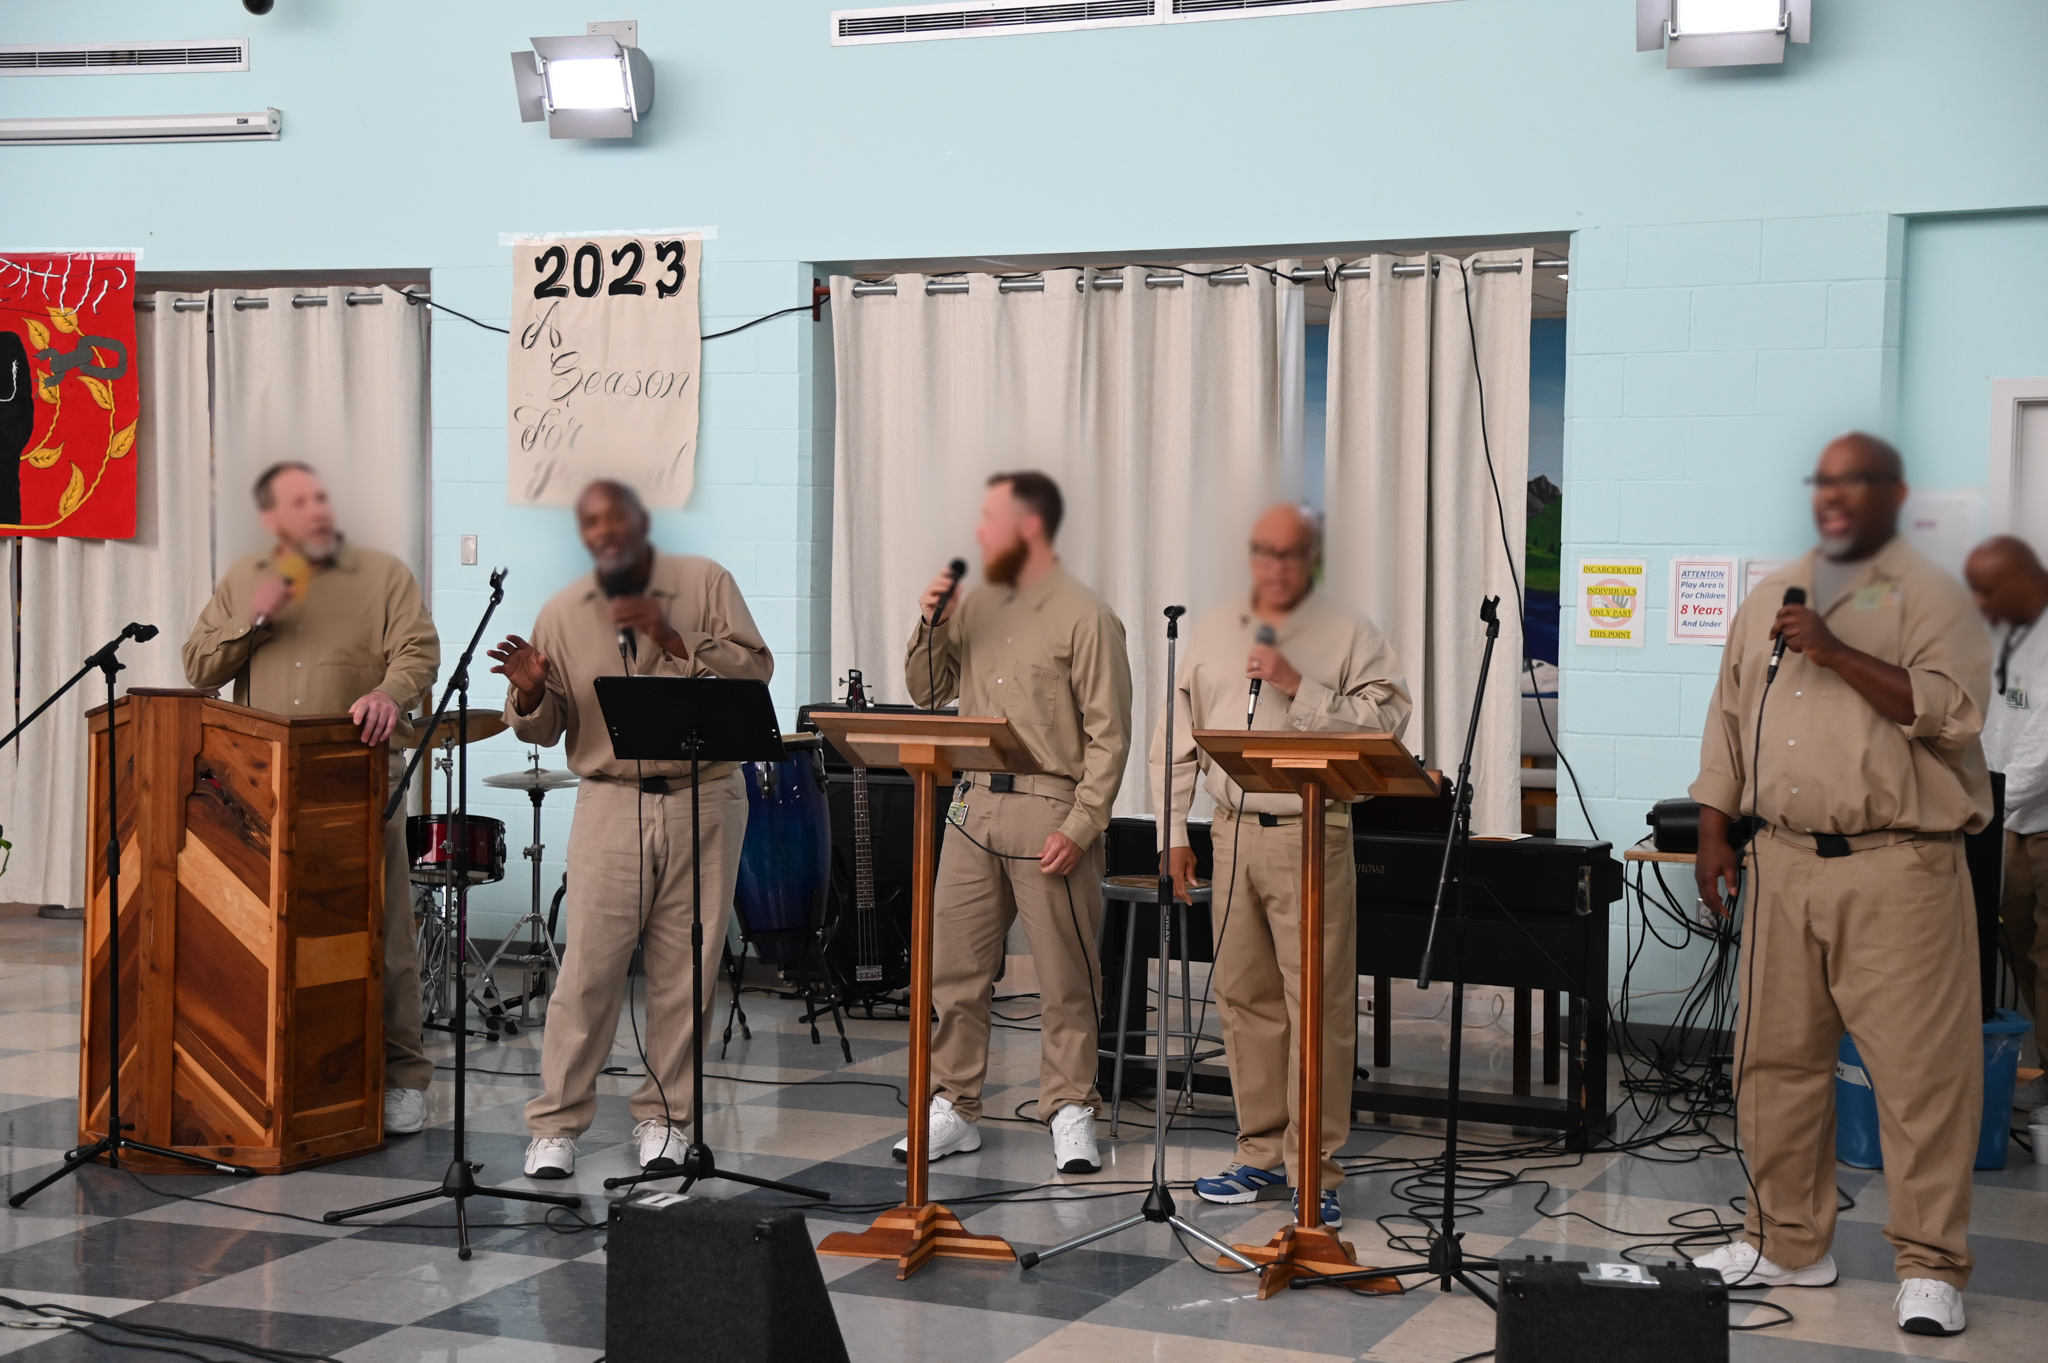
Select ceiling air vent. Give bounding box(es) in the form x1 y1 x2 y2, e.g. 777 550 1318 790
833 2 1160 45
0 39 250 77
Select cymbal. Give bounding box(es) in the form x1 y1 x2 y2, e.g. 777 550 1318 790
415 710 512 746
482 768 580 792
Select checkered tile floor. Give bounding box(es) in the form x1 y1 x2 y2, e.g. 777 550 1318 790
2 906 2045 1361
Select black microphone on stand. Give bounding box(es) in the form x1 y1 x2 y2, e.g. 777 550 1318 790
599 567 641 667
929 558 968 626
1766 585 1807 684
1246 623 1276 727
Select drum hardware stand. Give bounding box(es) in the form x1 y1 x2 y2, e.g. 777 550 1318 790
595 678 829 1202
8 625 257 1209
481 749 575 1026
1021 606 1262 1275
324 570 581 1259
417 743 516 1040
1293 596 1504 1304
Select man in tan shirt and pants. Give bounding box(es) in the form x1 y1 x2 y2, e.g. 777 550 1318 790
1155 504 1411 1229
1690 434 1990 1339
900 472 1133 1175
490 480 772 1180
183 463 441 1135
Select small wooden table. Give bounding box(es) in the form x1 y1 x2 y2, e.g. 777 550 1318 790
1193 729 1436 1298
810 713 1038 1280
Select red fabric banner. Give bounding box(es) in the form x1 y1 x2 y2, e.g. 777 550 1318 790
2 252 140 539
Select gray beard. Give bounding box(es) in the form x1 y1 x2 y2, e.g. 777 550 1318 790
1819 533 1856 560
295 532 339 564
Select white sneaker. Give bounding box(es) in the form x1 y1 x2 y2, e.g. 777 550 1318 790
892 1095 982 1163
1049 1103 1101 1175
1895 1278 1965 1336
1691 1240 1837 1288
634 1120 686 1170
2013 1074 2048 1110
382 1087 426 1135
523 1136 576 1179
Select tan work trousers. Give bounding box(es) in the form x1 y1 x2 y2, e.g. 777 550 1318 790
1999 830 2048 1063
1210 811 1357 1192
382 807 431 1092
525 772 746 1138
929 786 1106 1123
1736 830 1980 1288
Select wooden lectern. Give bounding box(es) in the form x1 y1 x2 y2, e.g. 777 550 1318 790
810 712 1038 1279
1193 729 1437 1297
81 690 389 1173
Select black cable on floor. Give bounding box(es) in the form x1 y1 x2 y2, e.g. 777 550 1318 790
1 1292 345 1363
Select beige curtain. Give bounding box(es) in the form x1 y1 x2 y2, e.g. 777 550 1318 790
830 266 1303 817
211 285 429 582
1 294 214 907
1325 251 1532 836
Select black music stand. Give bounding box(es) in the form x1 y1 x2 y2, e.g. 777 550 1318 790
592 676 829 1201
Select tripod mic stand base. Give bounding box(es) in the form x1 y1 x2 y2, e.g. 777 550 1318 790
322 1154 583 1261
818 1201 1016 1281
1227 1224 1396 1299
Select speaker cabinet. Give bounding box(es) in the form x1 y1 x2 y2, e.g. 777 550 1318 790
606 1193 851 1363
1497 1258 1727 1363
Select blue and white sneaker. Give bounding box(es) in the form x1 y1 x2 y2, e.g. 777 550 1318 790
1294 1188 1343 1229
1193 1162 1287 1205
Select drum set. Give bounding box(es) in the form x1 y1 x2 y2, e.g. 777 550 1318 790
407 714 576 1039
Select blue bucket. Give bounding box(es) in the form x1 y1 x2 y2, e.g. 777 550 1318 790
1835 1008 2030 1172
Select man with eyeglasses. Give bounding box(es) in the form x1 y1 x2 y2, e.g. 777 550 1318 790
1688 433 1991 1338
1151 503 1410 1230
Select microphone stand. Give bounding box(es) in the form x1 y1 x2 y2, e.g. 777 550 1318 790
1297 595 1503 1304
1021 605 1262 1275
9 625 255 1209
324 569 583 1259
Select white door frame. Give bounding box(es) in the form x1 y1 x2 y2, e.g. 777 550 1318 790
1988 377 2048 532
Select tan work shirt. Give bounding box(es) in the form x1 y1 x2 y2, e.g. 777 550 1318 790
183 541 441 742
508 551 773 784
1691 537 1992 836
1150 591 1413 849
905 565 1133 849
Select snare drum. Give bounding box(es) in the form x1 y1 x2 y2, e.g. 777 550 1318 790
407 814 508 886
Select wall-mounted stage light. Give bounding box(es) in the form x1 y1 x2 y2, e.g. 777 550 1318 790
1637 0 1810 68
511 20 653 140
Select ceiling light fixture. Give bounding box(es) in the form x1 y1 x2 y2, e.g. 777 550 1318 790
512 20 653 140
1637 0 1809 68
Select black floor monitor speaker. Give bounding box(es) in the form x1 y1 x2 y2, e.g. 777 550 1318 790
1496 1258 1727 1363
606 1192 851 1363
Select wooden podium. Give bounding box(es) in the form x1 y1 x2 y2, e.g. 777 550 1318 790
810 712 1037 1279
1193 729 1437 1297
81 690 389 1173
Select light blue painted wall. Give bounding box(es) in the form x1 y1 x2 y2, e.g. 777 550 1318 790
4 1 2046 955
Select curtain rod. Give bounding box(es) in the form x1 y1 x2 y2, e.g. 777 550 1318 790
848 257 1568 298
135 290 389 311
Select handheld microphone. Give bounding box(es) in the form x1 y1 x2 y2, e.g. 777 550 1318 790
1247 623 1277 727
929 558 968 627
124 622 159 643
599 567 641 665
1766 586 1807 684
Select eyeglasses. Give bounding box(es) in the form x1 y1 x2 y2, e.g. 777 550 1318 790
1250 544 1313 565
1802 473 1899 491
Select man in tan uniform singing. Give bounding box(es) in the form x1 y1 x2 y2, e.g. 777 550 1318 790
900 471 1132 1175
1155 504 1410 1230
1690 433 1989 1339
183 462 441 1135
489 480 772 1179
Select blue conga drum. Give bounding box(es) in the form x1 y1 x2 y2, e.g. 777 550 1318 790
733 740 831 964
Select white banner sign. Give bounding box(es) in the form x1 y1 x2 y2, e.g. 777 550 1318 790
1577 557 1647 648
507 233 702 506
1669 556 1737 644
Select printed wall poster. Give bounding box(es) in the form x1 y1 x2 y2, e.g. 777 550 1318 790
1 253 139 538
1669 557 1737 645
506 233 702 507
1577 557 1647 648
1741 557 1788 602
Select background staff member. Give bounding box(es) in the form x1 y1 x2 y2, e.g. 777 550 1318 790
1153 504 1411 1230
490 480 772 1180
903 471 1133 1175
183 462 441 1136
1964 535 2048 1113
1690 433 1989 1340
